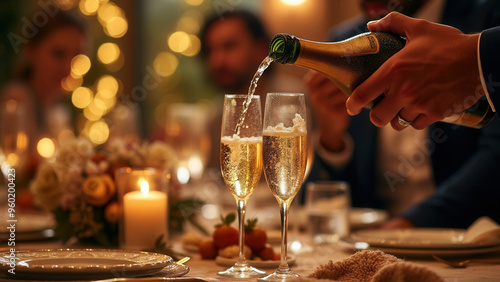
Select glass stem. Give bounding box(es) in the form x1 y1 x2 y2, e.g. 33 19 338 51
278 201 290 272
236 199 248 266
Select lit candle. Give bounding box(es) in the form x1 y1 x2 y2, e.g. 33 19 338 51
123 179 167 249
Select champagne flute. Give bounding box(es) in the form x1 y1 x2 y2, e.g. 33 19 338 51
218 94 266 278
259 93 308 281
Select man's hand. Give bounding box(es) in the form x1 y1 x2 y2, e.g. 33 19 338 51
346 12 485 130
305 71 350 152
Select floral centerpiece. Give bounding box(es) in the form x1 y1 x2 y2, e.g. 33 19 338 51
30 138 205 247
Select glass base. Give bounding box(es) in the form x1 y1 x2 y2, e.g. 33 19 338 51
258 269 300 281
217 263 266 278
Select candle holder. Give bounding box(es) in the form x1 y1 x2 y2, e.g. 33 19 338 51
116 167 170 250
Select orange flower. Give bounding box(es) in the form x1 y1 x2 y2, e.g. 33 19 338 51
82 175 116 206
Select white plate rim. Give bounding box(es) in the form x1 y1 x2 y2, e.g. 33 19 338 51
350 228 500 249
215 255 295 268
339 237 500 257
0 249 178 279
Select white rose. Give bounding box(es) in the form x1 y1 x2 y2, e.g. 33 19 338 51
30 163 64 211
56 138 93 171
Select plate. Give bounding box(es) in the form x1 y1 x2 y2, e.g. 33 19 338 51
349 208 388 229
350 228 500 249
215 255 295 268
339 237 500 258
0 213 56 241
0 249 186 280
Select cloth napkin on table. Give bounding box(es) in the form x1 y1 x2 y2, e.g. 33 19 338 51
301 250 444 282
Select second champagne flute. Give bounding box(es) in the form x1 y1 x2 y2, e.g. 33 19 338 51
260 93 308 281
218 94 266 278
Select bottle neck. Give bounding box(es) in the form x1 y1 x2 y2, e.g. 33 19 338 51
269 34 301 64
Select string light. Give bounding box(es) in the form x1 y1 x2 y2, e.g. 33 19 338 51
71 54 91 77
97 42 120 65
37 138 56 158
153 52 179 77
72 87 93 109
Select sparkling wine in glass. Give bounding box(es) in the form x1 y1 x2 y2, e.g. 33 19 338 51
259 93 308 281
218 94 266 278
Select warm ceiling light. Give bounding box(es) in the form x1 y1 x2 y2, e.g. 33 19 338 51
280 0 307 6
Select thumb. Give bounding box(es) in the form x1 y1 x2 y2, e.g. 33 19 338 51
367 12 414 37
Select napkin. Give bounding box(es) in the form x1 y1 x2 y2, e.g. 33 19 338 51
463 216 500 245
302 250 443 282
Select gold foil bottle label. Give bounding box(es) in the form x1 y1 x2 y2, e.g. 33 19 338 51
343 34 380 56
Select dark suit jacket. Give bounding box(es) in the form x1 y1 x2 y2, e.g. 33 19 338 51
480 26 500 111
305 0 500 228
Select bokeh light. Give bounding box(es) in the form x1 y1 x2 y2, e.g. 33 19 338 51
37 138 56 159
97 42 120 65
88 99 107 116
72 87 93 109
71 54 91 77
153 52 179 77
88 120 110 144
61 75 83 92
79 0 99 16
168 31 190 53
181 34 201 57
84 106 101 121
280 0 307 5
184 0 204 6
97 2 124 25
177 13 203 34
104 16 128 38
97 75 119 95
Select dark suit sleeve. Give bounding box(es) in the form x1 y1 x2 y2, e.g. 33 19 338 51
402 116 500 228
479 26 500 111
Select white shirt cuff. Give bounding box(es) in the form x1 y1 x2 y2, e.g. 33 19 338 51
314 132 354 170
477 32 497 112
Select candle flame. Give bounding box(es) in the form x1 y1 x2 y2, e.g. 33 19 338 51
140 181 149 196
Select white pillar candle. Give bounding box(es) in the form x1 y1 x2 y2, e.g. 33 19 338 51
123 181 167 249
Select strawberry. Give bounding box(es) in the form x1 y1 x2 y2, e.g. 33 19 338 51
244 218 267 252
198 240 218 259
213 214 239 249
258 244 275 261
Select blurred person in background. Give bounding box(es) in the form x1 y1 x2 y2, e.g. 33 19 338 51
304 0 500 229
200 10 308 170
0 10 86 178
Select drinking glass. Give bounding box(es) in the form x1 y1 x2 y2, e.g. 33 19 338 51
218 95 265 278
259 93 308 281
165 103 211 184
306 181 350 244
0 99 29 177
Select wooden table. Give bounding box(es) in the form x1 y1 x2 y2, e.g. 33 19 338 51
4 236 500 281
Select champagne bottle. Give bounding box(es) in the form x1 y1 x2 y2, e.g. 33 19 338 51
269 32 495 128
